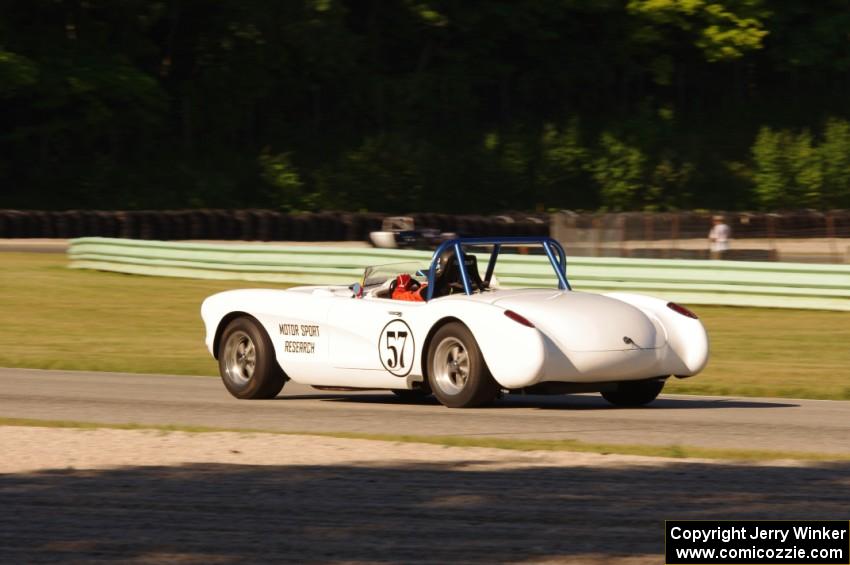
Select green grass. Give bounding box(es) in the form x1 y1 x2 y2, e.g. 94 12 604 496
0 252 290 375
1 416 846 462
1 252 849 398
666 305 850 399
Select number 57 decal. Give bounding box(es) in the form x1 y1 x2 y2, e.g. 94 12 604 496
379 319 415 377
386 330 407 369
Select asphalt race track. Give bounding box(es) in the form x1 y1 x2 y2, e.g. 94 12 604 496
3 367 850 564
2 368 849 455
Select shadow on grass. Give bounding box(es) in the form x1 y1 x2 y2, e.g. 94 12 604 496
0 459 848 563
275 392 797 410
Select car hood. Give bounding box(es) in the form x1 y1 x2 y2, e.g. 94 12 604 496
486 289 664 352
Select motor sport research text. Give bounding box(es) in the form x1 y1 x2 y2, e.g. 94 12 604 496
279 324 320 337
276 321 419 368
670 525 847 544
279 323 320 354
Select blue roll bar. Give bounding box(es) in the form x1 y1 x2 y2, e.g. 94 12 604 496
423 236 571 301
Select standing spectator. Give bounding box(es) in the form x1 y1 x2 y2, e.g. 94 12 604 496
708 215 731 259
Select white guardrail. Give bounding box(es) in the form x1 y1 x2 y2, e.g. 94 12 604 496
68 237 850 311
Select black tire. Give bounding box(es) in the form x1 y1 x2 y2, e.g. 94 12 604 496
427 322 498 408
601 379 665 407
217 317 286 399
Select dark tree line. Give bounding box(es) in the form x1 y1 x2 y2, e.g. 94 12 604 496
2 0 850 212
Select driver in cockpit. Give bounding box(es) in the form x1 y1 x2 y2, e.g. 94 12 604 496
390 273 427 302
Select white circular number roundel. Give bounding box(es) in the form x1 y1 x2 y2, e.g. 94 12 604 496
379 319 415 377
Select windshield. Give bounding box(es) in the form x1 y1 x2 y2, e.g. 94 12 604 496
362 262 429 288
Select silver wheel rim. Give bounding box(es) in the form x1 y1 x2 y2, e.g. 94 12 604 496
433 337 470 395
223 330 256 386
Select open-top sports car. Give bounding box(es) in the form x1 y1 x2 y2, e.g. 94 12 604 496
201 237 708 408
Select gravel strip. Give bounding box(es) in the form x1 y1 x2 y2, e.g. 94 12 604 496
1 426 847 564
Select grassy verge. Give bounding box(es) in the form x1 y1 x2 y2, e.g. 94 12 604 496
668 305 850 399
1 252 848 398
0 416 846 462
0 252 290 375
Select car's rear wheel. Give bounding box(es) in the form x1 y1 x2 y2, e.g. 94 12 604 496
601 379 665 407
427 323 498 408
218 316 286 399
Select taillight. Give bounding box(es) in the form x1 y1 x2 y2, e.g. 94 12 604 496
504 310 535 327
667 302 698 319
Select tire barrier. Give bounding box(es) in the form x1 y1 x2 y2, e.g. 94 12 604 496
2 209 849 244
67 237 850 311
0 209 553 241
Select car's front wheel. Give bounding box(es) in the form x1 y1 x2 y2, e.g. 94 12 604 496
218 316 286 399
427 322 498 408
601 379 665 407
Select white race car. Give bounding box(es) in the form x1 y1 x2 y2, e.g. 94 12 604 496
201 237 709 408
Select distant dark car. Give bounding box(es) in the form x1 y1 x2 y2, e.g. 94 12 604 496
370 216 454 249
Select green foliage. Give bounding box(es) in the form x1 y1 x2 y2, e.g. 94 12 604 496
314 136 427 213
698 2 768 62
752 119 850 209
761 0 850 71
537 122 588 206
628 0 768 63
557 128 697 211
752 128 814 209
258 150 305 211
0 50 38 95
819 119 850 208
590 133 647 211
0 1 848 211
480 130 533 208
649 156 694 210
